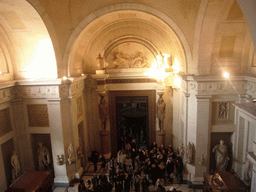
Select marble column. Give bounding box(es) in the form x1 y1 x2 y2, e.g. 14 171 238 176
193 95 211 185
11 99 31 172
69 96 83 179
47 99 70 187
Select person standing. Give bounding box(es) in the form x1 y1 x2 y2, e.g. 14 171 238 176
78 179 87 192
92 152 99 172
175 155 183 184
141 178 150 192
124 173 131 192
166 158 175 184
133 173 141 192
121 151 127 172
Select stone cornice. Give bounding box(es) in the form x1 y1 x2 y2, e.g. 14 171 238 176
180 75 248 96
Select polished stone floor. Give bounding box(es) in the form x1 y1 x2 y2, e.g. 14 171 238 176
53 174 203 192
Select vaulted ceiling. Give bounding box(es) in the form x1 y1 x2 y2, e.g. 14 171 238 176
0 0 255 80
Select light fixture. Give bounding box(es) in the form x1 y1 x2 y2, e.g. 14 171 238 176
223 72 229 79
145 53 181 89
81 73 84 76
62 76 67 80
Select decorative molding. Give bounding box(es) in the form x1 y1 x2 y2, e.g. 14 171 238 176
180 75 248 96
0 87 14 104
84 75 97 90
15 85 60 99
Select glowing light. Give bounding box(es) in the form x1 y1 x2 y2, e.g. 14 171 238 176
172 58 180 73
223 72 229 79
81 74 84 76
162 54 170 68
62 76 67 80
24 38 57 79
0 71 2 75
173 75 181 88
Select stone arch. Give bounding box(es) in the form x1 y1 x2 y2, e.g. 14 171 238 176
64 3 193 76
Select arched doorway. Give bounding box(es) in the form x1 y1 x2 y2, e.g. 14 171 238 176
116 96 148 151
109 90 156 155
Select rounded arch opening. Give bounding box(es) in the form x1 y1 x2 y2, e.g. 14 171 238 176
65 3 192 77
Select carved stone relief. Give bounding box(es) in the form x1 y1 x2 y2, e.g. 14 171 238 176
112 51 149 68
218 102 229 119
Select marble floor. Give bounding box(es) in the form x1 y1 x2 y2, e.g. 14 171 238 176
53 175 203 192
54 158 203 192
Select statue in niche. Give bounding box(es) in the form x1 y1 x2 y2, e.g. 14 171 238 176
244 159 252 184
11 150 20 181
218 102 228 119
185 142 193 164
67 143 76 164
212 140 229 172
99 95 108 132
96 53 105 69
157 94 166 132
37 142 50 171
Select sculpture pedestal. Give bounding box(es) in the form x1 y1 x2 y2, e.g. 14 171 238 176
100 131 110 155
156 131 166 146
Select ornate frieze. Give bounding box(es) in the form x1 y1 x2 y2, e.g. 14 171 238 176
15 85 60 99
181 75 247 96
247 81 256 97
70 79 84 97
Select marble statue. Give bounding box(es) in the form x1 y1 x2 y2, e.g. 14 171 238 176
185 142 193 164
212 140 229 172
179 143 185 157
96 53 104 69
11 150 20 181
37 142 50 171
67 143 76 164
99 96 108 132
157 94 166 132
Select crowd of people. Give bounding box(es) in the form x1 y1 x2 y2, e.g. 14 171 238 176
79 140 183 192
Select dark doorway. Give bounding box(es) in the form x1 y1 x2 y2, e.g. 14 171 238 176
116 96 148 151
109 90 156 156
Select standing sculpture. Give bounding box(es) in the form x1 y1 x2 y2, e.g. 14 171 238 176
67 143 76 164
11 150 20 181
37 142 50 171
99 94 108 132
157 93 166 132
212 140 229 172
185 142 193 164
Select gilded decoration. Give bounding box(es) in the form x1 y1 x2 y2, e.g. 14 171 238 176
27 104 49 127
0 108 12 137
